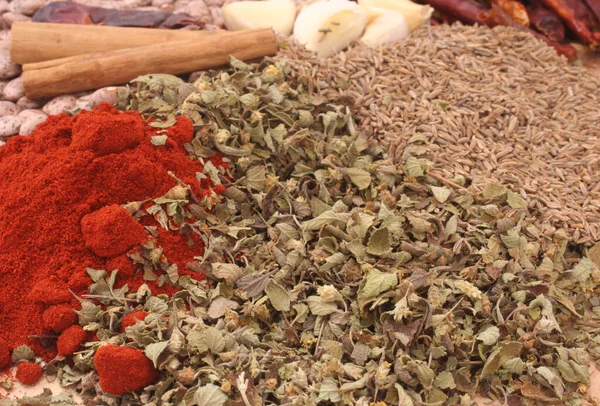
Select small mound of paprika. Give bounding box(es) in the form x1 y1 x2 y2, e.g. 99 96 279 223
120 311 149 333
15 362 43 385
57 325 86 356
81 205 148 258
94 345 158 395
43 304 77 333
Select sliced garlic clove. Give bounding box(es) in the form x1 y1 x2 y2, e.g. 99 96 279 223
361 7 409 48
222 0 297 36
357 0 432 31
293 0 369 58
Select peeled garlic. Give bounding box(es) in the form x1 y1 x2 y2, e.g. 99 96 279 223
222 0 296 36
293 0 369 58
361 7 409 48
357 0 432 31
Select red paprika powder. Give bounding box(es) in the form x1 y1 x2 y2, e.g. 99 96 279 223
42 304 77 333
0 103 221 360
94 345 158 395
0 339 10 369
120 311 149 333
15 362 43 385
57 325 87 356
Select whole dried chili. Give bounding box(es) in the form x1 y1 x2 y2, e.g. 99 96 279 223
93 345 158 395
540 0 600 47
33 1 199 29
582 0 600 21
0 103 221 362
527 0 566 41
492 0 530 26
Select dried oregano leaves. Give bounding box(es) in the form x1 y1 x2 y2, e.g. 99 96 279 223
26 58 599 406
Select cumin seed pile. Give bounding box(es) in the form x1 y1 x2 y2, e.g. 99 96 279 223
275 24 600 245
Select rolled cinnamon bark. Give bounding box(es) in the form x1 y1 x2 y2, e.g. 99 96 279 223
22 28 278 100
10 22 224 64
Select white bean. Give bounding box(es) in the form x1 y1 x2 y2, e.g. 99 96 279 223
0 114 23 137
16 96 42 110
8 0 47 16
0 51 20 80
19 112 47 135
1 12 31 27
0 100 18 116
2 77 24 101
42 95 77 115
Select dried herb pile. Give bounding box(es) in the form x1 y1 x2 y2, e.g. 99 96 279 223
4 53 599 405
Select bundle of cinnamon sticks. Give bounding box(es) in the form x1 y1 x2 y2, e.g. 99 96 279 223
421 0 600 60
10 23 278 100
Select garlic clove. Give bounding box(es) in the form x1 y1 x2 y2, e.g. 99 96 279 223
222 0 297 36
357 0 432 31
361 7 410 48
293 0 369 58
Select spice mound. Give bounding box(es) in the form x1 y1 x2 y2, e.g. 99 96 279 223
15 362 43 386
93 345 159 395
0 103 216 361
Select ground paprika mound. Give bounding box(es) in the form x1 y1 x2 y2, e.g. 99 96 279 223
0 103 219 360
81 205 148 258
120 311 149 333
93 345 158 395
57 325 87 356
15 362 43 385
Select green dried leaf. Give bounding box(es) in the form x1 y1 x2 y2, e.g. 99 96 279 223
506 190 527 209
151 135 168 146
358 268 398 302
144 341 169 368
482 182 508 200
306 295 338 316
188 326 225 354
366 228 391 257
476 326 500 346
11 345 35 363
481 342 523 379
211 263 243 285
193 383 228 406
265 280 291 312
344 167 371 190
434 371 456 390
431 186 451 203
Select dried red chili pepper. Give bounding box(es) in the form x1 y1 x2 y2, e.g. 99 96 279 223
527 0 566 41
32 1 199 29
420 0 487 25
492 0 530 26
582 0 600 22
539 0 600 47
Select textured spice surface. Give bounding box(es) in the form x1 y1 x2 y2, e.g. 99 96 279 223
275 24 600 244
93 345 158 395
15 362 43 386
0 103 209 359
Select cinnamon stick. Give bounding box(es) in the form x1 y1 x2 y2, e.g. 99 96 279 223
22 28 277 100
10 22 225 64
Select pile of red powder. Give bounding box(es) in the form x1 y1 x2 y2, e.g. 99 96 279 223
0 103 218 371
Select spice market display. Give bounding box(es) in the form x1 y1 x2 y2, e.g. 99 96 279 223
1 0 600 405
